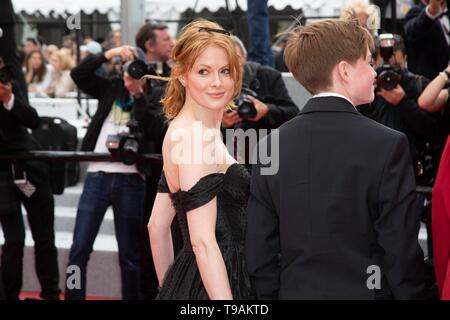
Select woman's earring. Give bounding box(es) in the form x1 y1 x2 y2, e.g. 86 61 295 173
179 79 186 87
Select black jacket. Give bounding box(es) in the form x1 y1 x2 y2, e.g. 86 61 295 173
246 97 425 299
0 86 40 154
0 85 46 213
404 3 450 80
71 53 168 175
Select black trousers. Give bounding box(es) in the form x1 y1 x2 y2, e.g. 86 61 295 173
0 167 60 300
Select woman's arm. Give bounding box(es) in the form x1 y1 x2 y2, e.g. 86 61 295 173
179 162 233 300
148 192 176 287
418 68 449 112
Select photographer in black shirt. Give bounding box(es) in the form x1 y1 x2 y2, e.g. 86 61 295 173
359 34 442 185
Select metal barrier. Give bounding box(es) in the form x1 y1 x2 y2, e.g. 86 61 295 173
0 151 162 164
0 151 432 195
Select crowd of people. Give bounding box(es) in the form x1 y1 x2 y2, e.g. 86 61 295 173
1 0 450 301
19 31 124 99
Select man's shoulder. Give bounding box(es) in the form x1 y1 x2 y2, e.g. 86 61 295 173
405 4 425 20
277 108 405 143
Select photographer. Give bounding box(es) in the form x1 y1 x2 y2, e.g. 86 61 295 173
0 0 60 301
359 34 442 185
65 45 149 300
133 22 174 300
222 36 298 163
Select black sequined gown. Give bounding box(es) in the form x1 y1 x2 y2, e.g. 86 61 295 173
156 163 254 299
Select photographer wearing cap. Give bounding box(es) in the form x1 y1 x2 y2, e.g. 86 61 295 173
222 36 298 165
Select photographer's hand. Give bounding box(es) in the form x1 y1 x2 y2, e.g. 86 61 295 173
222 110 242 128
247 96 269 122
124 71 144 98
377 85 406 106
104 45 137 62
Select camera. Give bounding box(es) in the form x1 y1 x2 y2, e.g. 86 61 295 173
0 65 12 84
375 34 402 91
234 86 258 119
105 119 140 165
122 60 162 80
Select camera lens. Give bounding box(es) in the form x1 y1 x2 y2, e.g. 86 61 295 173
377 68 401 91
123 60 147 79
237 99 257 119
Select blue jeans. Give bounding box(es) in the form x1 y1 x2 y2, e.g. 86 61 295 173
247 0 274 67
65 172 145 300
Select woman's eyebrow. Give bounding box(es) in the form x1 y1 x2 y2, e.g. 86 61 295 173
196 63 229 69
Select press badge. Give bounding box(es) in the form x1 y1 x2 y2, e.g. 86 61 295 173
12 163 36 198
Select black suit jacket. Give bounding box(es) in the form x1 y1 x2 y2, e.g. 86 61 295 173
0 88 44 180
245 97 425 299
403 4 450 80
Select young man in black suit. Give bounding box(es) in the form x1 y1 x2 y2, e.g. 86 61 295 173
245 19 426 299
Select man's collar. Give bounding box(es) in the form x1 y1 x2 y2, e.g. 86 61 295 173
300 96 361 115
312 92 355 107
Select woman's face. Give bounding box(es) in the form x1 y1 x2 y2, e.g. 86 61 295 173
183 45 235 113
50 54 61 71
30 52 43 70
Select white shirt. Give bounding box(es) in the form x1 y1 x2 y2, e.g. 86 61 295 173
312 92 357 110
87 105 139 174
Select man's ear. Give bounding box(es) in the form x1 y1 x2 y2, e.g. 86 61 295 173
336 60 351 83
145 40 154 54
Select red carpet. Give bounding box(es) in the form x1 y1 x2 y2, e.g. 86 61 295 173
19 291 120 300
